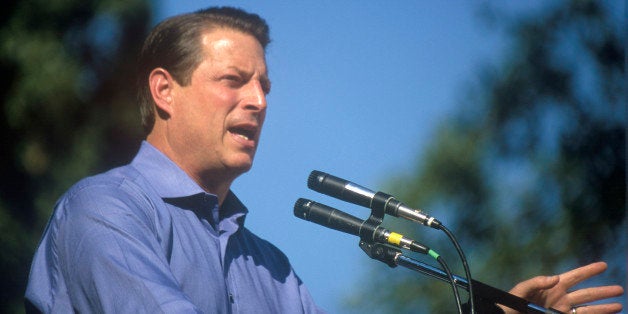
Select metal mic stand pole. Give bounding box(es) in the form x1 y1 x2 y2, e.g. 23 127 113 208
359 241 564 314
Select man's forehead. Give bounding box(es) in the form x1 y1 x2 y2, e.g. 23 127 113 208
200 30 267 69
200 27 263 50
201 34 233 50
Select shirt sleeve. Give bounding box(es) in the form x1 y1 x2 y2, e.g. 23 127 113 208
32 179 203 313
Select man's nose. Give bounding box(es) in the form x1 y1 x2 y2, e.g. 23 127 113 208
243 80 267 111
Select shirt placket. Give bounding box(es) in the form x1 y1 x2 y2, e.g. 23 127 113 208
217 209 243 313
200 193 234 313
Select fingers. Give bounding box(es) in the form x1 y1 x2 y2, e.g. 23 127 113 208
568 285 624 305
506 261 623 314
509 275 559 298
510 261 609 296
570 303 623 314
558 262 608 288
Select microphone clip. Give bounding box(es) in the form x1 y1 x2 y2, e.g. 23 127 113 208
360 192 388 242
359 241 400 268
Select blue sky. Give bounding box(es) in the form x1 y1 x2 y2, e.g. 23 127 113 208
153 2 539 312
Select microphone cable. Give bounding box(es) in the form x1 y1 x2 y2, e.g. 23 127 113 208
439 224 475 314
430 250 463 314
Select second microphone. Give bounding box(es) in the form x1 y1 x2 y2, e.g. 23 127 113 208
294 198 428 254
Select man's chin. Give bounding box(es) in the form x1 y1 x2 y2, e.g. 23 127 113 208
226 159 254 175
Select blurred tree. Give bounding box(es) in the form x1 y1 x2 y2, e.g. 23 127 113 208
0 0 151 312
344 1 624 313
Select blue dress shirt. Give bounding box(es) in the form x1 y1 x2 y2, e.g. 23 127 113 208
26 141 324 313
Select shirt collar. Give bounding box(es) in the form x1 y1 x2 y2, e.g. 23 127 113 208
131 141 206 198
222 191 248 225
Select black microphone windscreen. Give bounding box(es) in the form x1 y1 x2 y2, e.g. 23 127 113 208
307 170 326 190
293 198 310 220
308 170 348 195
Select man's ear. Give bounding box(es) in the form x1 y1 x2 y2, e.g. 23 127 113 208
149 68 176 116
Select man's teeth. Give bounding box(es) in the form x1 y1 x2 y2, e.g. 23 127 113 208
235 133 249 140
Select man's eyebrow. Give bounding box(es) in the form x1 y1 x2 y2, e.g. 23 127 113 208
225 66 271 93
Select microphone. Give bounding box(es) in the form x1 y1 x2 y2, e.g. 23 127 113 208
307 170 442 229
294 198 428 254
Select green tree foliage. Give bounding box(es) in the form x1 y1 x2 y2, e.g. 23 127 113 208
345 1 624 313
0 0 151 311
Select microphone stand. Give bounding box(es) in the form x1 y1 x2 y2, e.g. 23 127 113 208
359 241 565 314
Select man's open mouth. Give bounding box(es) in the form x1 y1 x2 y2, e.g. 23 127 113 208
229 126 256 141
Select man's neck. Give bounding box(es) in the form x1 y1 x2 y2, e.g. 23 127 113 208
146 135 236 206
194 170 235 206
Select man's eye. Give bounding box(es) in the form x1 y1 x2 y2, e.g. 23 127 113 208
261 81 271 95
223 75 241 82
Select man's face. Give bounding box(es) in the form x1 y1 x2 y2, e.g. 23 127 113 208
167 28 269 182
